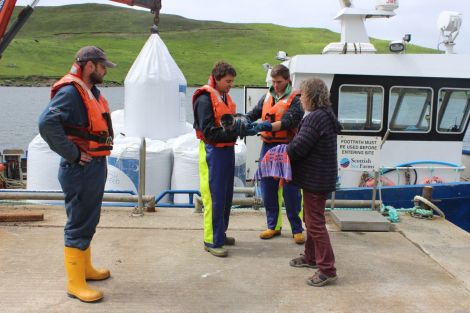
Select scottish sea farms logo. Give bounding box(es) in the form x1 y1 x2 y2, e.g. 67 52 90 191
340 157 350 168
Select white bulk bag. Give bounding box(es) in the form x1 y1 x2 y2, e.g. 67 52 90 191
184 122 194 134
106 136 172 200
124 34 187 140
169 133 247 203
26 134 61 190
234 141 247 195
111 109 125 137
169 133 200 203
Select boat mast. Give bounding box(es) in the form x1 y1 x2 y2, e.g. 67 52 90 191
324 0 398 54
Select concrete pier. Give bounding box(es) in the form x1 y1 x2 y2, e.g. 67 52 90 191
1 205 470 312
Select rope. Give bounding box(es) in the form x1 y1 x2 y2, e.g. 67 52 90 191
380 205 401 223
410 207 434 219
379 204 439 221
413 195 446 218
366 169 445 222
0 173 26 189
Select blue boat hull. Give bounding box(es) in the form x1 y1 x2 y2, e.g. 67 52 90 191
334 182 470 232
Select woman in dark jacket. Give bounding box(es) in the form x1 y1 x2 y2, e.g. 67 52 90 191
287 78 341 287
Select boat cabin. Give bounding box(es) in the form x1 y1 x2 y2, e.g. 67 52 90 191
288 53 470 187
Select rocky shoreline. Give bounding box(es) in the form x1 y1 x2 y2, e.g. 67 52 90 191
0 76 122 87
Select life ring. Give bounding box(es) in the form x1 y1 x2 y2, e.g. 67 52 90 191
413 195 446 218
421 176 444 184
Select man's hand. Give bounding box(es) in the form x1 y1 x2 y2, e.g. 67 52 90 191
78 151 92 166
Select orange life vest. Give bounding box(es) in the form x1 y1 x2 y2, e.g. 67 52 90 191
260 90 300 143
193 84 236 147
50 63 113 157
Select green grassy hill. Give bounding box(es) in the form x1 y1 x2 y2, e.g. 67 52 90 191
0 4 437 86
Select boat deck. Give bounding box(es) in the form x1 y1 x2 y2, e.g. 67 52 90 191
1 205 470 313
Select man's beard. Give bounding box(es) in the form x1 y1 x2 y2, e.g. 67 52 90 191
90 71 103 85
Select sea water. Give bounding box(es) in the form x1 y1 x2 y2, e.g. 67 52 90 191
0 87 469 151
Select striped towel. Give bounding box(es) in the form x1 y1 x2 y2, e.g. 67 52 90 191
254 144 292 185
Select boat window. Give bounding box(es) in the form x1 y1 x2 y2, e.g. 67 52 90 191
389 87 432 133
338 85 383 132
437 88 470 134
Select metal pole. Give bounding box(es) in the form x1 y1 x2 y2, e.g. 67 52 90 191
380 129 391 150
132 137 146 216
330 191 336 210
0 191 155 210
233 187 256 196
193 194 376 213
421 186 433 211
193 194 263 213
372 129 390 211
18 155 23 183
371 170 379 211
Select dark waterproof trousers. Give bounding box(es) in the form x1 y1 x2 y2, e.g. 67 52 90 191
58 157 107 250
303 191 336 277
260 142 303 234
199 141 235 248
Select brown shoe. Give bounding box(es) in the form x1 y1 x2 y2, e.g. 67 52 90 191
259 229 281 240
306 271 338 287
293 233 305 245
289 255 317 269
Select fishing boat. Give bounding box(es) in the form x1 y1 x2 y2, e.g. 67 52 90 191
245 0 470 232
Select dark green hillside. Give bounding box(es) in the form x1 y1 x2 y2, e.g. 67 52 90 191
0 4 437 86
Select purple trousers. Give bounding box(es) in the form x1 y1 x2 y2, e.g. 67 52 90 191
303 191 336 277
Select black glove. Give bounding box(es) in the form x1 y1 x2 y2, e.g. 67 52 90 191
244 122 259 136
256 121 272 132
233 118 243 136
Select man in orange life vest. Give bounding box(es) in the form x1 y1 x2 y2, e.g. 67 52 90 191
193 61 252 257
246 64 305 244
39 46 115 303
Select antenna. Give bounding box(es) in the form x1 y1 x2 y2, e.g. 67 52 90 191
376 0 399 12
437 11 463 54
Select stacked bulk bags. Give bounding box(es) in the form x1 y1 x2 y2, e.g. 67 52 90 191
106 135 172 200
169 133 247 203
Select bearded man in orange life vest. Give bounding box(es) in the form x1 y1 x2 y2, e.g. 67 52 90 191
245 64 305 244
193 61 255 257
39 46 116 303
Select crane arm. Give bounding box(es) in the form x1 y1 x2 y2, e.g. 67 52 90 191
0 0 18 40
110 0 162 29
0 0 39 58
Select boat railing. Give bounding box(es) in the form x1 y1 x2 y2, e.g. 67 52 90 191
381 166 465 171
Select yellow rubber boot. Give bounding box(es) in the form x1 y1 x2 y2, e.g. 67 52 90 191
84 246 110 281
64 247 103 303
259 229 281 239
293 233 306 245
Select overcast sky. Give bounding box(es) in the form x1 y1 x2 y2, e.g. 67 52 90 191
16 0 470 53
